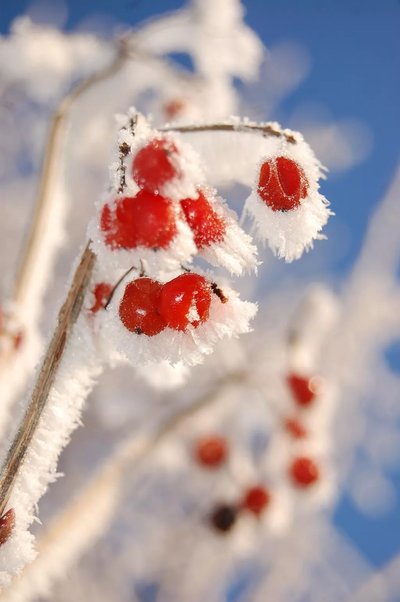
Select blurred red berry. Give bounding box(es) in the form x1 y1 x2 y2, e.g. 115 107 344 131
89 282 113 313
289 456 319 488
100 191 177 250
180 191 226 249
241 485 271 516
195 435 228 468
287 373 316 407
119 278 166 336
163 98 186 120
258 156 308 211
284 417 307 439
159 273 211 331
132 138 179 193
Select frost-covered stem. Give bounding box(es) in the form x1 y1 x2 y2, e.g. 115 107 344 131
0 243 95 516
161 121 297 144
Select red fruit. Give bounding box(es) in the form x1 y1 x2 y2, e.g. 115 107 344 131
13 331 24 350
289 456 319 488
0 508 15 546
100 190 177 250
258 156 308 211
159 273 211 331
241 486 271 516
89 282 113 313
164 98 186 120
119 278 166 336
132 138 179 193
180 191 226 249
284 417 307 439
195 436 228 468
287 373 316 407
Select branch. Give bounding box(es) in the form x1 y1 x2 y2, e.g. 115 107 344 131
160 121 297 144
0 243 95 516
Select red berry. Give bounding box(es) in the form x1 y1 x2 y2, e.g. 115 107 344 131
132 138 179 193
89 282 113 313
284 417 307 439
195 436 228 468
164 98 186 120
159 273 211 331
287 373 316 407
258 156 308 211
241 486 271 516
0 508 15 547
100 190 177 250
289 456 319 488
13 331 24 350
180 191 226 249
119 278 166 336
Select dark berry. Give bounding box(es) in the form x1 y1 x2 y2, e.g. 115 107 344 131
210 504 237 533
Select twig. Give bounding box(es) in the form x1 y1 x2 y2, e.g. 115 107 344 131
12 44 128 309
0 243 95 516
160 121 297 144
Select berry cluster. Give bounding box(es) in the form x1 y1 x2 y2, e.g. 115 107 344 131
92 113 257 276
118 273 216 337
193 435 271 534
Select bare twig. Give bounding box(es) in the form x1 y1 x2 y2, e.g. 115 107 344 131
160 121 297 144
0 243 95 516
12 44 128 308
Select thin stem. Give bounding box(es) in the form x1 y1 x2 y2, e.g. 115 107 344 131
12 44 128 308
160 121 297 144
0 243 95 516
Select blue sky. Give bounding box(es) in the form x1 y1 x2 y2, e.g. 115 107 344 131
1 0 400 572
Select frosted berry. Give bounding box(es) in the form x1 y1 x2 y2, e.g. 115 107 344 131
241 485 270 516
258 156 308 211
100 191 177 250
0 508 15 547
289 456 319 488
159 273 211 331
287 373 316 407
180 191 226 249
89 282 113 313
119 278 166 336
132 137 179 193
194 436 228 469
210 504 237 533
284 417 307 439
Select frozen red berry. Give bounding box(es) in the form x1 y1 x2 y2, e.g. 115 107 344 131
89 282 113 313
210 504 237 533
119 278 166 336
241 485 271 516
0 508 15 547
132 137 179 193
159 273 211 331
180 191 226 249
100 190 177 250
258 156 308 211
284 417 307 439
13 331 24 350
287 373 316 407
289 456 319 488
194 435 228 468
